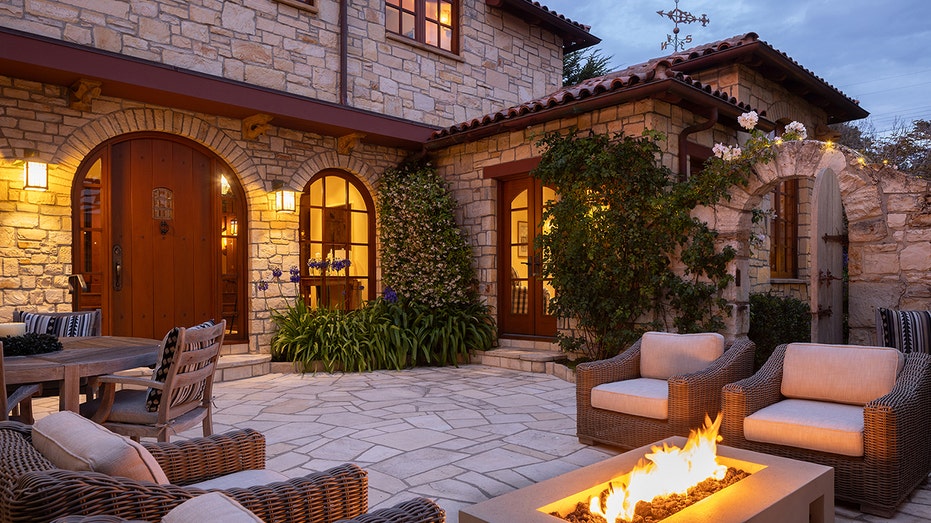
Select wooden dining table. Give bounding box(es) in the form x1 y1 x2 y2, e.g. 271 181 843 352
4 336 161 413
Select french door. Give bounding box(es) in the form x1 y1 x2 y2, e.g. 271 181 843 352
499 177 557 337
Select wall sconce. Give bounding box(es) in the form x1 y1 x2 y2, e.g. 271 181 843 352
22 149 48 191
229 219 238 236
271 180 296 213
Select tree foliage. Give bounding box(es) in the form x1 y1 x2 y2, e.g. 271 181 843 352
833 119 931 179
563 48 613 86
532 129 741 359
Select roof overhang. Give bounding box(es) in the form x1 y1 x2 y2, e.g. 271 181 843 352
485 0 600 52
425 77 775 150
0 27 438 149
669 38 868 125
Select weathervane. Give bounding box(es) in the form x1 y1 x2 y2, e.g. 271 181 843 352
657 0 710 52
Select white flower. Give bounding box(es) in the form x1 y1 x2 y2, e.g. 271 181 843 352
723 146 742 161
784 121 807 140
737 111 759 131
712 143 729 159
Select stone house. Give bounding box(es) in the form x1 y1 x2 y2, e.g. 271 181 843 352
1 1 928 355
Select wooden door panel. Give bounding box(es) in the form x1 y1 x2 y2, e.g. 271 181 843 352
109 138 217 339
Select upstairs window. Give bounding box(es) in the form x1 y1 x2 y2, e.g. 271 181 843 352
386 0 456 52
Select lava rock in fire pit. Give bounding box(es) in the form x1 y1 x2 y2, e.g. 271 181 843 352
555 467 750 523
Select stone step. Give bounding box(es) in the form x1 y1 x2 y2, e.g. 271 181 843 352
472 347 575 383
215 353 271 382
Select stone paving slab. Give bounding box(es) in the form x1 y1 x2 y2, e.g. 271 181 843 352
30 364 931 522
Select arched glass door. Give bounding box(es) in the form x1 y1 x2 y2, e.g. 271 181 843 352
298 170 375 309
72 133 247 340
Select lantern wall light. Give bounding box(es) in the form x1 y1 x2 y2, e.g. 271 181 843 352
271 179 296 213
22 149 48 191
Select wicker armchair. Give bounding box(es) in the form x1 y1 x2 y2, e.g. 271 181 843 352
576 334 755 450
721 343 931 517
0 421 443 523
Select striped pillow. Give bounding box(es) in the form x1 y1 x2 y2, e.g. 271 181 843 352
876 308 931 354
145 320 216 412
20 311 98 337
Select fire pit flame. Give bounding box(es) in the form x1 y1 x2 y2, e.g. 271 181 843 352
589 413 727 522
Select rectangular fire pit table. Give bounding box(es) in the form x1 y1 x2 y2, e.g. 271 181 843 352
460 436 834 523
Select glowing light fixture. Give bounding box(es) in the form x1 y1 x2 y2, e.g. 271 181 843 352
22 149 48 191
271 180 296 213
229 219 238 236
221 175 232 195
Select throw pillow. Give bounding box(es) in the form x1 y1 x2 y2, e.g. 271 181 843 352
145 320 216 412
19 311 98 337
32 411 169 484
876 308 931 354
639 331 725 380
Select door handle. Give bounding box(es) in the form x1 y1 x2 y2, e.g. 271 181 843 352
113 244 123 291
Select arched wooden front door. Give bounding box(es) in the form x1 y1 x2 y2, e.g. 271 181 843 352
71 133 247 340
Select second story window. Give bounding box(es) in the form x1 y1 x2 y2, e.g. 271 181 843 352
386 0 456 52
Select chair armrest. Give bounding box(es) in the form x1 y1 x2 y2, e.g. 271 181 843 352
864 352 931 469
336 498 445 523
142 429 266 485
94 374 162 389
720 344 787 442
576 339 642 389
668 338 756 425
12 464 368 523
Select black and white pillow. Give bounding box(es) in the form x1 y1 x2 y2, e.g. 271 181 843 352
877 308 931 354
20 311 97 337
145 320 216 412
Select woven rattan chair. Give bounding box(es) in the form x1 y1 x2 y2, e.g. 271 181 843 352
80 321 225 442
721 343 931 517
576 333 755 450
0 421 444 523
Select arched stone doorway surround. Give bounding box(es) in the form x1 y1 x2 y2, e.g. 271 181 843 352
699 140 931 345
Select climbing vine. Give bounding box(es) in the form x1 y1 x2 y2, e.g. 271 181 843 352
533 113 807 360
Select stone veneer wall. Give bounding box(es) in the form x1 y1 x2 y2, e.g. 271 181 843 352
0 0 562 127
0 74 407 353
436 101 931 344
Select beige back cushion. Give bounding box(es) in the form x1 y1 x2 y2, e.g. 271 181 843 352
164 492 263 523
782 343 905 405
640 332 725 380
32 411 170 484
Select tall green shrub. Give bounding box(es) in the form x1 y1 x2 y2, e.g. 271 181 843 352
378 161 477 307
748 291 811 370
533 129 738 360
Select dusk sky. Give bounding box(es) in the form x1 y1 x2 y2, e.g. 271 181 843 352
543 0 931 135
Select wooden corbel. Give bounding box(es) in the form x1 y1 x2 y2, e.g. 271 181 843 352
337 132 366 155
68 79 102 111
242 113 274 140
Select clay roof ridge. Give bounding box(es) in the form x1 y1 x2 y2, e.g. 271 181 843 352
518 0 592 32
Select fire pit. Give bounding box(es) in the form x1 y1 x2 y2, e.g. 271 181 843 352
460 438 833 523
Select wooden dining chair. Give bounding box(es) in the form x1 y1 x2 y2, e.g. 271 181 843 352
1 342 42 423
79 320 226 442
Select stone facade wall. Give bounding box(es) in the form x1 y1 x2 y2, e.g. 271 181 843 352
690 64 830 135
0 0 562 126
0 74 406 352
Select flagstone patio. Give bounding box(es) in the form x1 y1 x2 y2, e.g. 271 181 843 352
32 365 931 522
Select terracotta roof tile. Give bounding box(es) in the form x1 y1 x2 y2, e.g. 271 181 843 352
430 32 863 141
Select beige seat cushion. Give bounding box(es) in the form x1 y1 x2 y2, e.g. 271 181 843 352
782 343 905 405
164 492 263 523
744 398 864 457
591 378 668 420
640 332 725 380
32 411 169 484
189 468 289 490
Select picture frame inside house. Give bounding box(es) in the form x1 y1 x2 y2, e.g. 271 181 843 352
517 221 528 258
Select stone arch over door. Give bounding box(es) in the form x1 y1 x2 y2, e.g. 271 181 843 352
704 141 906 344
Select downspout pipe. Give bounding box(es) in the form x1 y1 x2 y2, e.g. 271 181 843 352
678 106 718 181
339 0 348 105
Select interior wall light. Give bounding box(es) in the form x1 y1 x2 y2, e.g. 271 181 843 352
271 179 296 213
22 149 48 191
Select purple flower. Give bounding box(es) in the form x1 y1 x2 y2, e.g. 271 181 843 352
307 259 329 271
383 287 398 303
271 267 282 280
257 280 269 291
331 258 352 272
289 266 301 283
